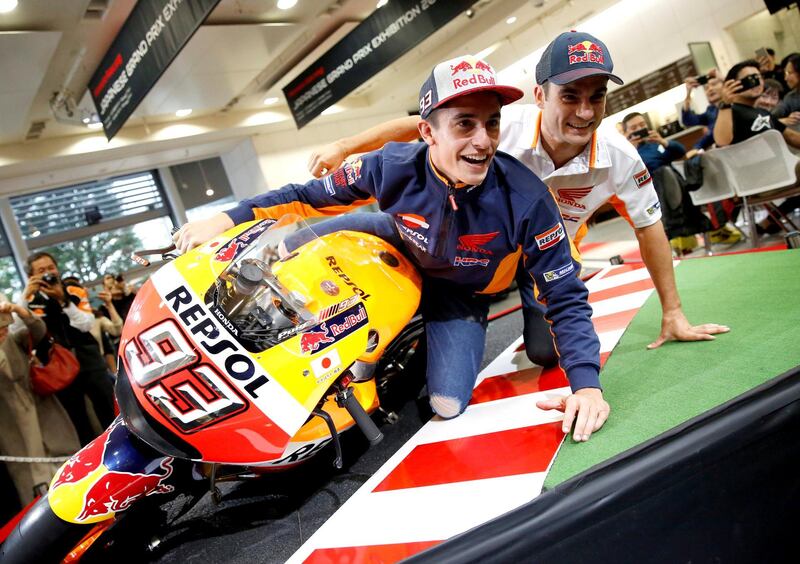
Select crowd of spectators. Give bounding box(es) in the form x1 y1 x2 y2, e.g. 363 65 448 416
0 254 137 513
630 47 800 251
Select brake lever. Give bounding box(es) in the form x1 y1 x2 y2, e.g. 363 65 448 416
130 243 179 267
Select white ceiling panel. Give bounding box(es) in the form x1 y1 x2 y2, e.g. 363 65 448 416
0 31 61 142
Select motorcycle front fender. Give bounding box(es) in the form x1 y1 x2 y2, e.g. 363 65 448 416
48 418 177 525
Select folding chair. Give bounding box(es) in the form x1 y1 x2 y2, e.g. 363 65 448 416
708 130 800 245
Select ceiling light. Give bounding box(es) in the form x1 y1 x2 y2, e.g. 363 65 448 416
277 0 297 9
263 96 279 106
475 42 501 61
506 16 517 24
377 0 388 7
205 188 215 197
0 0 18 14
321 105 344 116
175 108 193 117
87 122 103 130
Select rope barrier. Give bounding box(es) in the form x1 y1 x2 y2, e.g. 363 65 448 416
0 455 70 464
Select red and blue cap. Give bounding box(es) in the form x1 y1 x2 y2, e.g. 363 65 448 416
535 31 623 86
419 55 523 119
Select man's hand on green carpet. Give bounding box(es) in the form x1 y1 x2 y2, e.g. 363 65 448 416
536 388 610 442
648 309 731 350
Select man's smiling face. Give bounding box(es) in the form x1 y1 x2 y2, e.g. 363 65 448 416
421 91 501 186
536 74 608 149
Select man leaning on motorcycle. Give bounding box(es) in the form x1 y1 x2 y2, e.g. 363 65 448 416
174 55 609 442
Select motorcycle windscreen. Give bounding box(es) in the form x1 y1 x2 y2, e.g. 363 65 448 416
117 217 370 463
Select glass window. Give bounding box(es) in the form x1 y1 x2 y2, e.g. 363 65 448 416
32 216 174 284
10 171 166 241
0 256 22 301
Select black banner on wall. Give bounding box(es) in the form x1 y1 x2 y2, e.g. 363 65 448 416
88 0 221 140
283 0 475 129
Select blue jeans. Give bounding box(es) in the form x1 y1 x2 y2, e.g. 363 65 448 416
299 213 492 419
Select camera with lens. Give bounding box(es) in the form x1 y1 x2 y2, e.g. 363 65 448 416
41 273 59 285
739 73 761 91
696 74 710 86
630 128 649 140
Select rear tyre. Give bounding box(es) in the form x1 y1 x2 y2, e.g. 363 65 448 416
0 494 93 564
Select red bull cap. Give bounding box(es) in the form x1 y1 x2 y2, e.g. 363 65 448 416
535 31 623 86
419 55 523 119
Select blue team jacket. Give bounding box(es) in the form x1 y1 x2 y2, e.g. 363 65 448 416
226 142 600 389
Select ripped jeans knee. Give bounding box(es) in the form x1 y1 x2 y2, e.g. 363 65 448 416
429 394 466 420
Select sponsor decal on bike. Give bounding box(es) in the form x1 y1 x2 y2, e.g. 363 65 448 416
310 349 341 382
265 437 334 467
150 264 308 436
320 280 340 296
561 213 582 223
634 168 652 188
51 418 122 490
300 325 334 354
457 232 498 255
300 303 368 355
325 256 371 300
535 224 565 250
543 262 576 282
453 256 490 267
213 220 272 262
317 294 360 321
76 458 175 522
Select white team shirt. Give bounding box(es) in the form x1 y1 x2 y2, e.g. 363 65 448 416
499 104 662 243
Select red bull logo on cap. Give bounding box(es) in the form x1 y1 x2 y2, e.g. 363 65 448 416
451 60 473 75
567 41 605 65
449 57 497 90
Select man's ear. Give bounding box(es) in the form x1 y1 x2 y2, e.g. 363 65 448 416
534 84 546 110
418 119 435 146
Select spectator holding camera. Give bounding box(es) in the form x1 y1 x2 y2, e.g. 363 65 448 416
22 252 115 445
622 112 686 170
682 70 723 150
757 47 788 95
772 54 800 127
714 60 800 149
100 272 135 322
0 295 80 504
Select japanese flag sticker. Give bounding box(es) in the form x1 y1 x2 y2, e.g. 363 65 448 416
311 349 341 377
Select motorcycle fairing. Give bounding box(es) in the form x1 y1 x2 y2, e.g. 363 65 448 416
48 418 176 525
118 221 421 464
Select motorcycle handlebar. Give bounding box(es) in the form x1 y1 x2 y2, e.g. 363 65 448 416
342 388 383 445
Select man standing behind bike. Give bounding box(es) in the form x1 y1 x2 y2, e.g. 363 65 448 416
307 31 729 362
175 55 609 441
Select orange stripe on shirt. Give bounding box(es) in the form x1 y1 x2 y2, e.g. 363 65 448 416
531 111 543 149
607 195 635 229
478 246 522 295
588 131 597 167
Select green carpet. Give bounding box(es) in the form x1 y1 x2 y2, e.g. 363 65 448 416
544 249 800 488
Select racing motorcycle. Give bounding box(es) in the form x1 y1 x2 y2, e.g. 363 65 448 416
1 216 424 562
